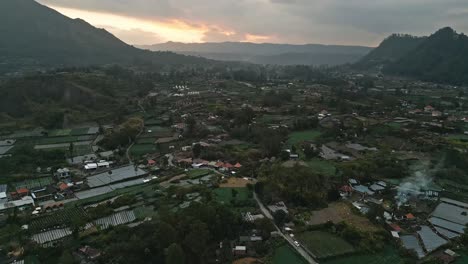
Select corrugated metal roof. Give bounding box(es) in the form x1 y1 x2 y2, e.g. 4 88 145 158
417 226 447 252
401 235 425 259
429 217 465 234
431 202 468 226
87 165 147 188
435 227 460 239
94 210 136 229
31 228 72 244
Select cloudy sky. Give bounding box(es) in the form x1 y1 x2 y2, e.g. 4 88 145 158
38 0 468 46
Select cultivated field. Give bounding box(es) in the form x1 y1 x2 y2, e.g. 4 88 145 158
323 247 403 264
213 187 250 203
307 202 380 232
287 130 322 146
219 177 254 188
273 245 307 264
30 207 88 232
297 231 355 259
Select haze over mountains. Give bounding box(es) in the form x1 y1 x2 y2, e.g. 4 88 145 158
0 0 207 74
358 27 468 85
139 42 373 66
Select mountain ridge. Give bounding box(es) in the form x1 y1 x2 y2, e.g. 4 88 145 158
139 41 373 66
0 0 208 74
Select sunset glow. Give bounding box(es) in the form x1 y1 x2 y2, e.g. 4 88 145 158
46 5 274 45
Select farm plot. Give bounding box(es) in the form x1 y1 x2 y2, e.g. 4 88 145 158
187 169 212 179
297 231 355 259
220 177 255 188
287 130 322 146
307 202 380 233
273 245 307 264
306 159 336 177
30 207 88 232
14 177 53 190
48 129 72 137
323 247 403 264
213 187 251 204
130 144 157 157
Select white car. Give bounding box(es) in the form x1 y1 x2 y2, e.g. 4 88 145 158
294 241 300 247
289 233 295 238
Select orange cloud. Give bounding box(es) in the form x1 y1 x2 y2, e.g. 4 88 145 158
46 4 274 44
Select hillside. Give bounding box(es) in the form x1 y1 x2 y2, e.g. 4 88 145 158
356 34 426 68
385 27 468 85
139 42 373 66
0 0 207 74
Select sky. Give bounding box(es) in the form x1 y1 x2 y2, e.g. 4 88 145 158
38 0 468 46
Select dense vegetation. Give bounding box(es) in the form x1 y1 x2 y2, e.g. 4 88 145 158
358 27 468 85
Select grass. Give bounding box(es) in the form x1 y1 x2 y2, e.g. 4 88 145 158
213 187 251 204
306 159 336 177
70 127 92 136
187 169 212 179
288 130 322 146
48 129 72 137
130 144 157 157
272 245 307 264
322 246 403 264
297 231 355 259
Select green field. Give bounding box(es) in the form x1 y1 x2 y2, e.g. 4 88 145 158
70 127 92 136
273 245 307 264
213 187 250 203
306 159 336 177
323 247 403 264
288 130 322 146
187 169 212 179
297 231 355 259
130 144 157 157
48 129 72 137
36 135 93 145
14 177 53 190
454 251 468 264
30 207 88 232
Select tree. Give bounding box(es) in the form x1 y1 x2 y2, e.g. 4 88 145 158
192 143 202 158
68 142 74 160
231 188 238 199
166 243 185 264
272 210 289 226
58 250 77 264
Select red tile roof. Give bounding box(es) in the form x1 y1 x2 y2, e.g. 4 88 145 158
17 188 29 194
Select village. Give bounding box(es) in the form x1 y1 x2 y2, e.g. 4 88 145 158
0 69 468 264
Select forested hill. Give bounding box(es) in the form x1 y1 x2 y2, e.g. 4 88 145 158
357 27 468 85
356 34 426 67
0 0 208 74
385 27 468 85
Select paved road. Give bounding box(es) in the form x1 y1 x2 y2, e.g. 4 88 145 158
253 192 318 264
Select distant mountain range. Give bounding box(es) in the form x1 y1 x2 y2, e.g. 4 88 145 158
358 27 468 85
139 42 373 66
0 0 208 74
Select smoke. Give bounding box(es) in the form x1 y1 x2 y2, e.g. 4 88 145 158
395 158 444 207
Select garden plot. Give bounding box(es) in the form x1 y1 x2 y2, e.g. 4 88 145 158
14 177 53 190
297 231 355 259
30 207 88 233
